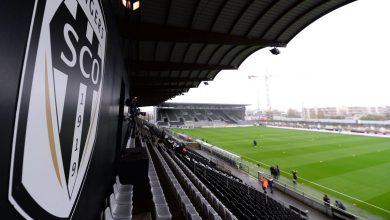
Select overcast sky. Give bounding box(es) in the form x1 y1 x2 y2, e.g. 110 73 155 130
168 0 390 111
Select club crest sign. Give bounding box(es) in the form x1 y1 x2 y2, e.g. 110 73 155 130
9 0 107 218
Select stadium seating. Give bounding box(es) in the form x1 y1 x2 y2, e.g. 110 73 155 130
119 119 305 220
155 103 253 128
103 177 134 220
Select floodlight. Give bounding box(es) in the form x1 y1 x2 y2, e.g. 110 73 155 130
122 0 140 10
133 1 140 10
122 0 131 9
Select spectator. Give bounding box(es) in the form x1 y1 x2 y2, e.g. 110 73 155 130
323 194 330 207
268 176 274 193
270 166 276 178
275 165 280 179
260 177 268 194
292 170 298 184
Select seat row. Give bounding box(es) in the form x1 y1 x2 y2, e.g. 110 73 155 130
178 155 303 220
168 151 237 220
145 143 172 220
148 142 202 219
158 147 224 220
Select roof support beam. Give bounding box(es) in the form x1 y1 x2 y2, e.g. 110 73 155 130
118 20 286 47
127 61 236 72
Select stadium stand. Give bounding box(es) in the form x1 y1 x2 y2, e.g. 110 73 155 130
133 118 305 220
155 103 249 128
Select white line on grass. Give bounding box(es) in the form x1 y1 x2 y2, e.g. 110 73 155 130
250 159 390 214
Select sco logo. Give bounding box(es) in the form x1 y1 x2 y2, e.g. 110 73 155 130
9 0 107 219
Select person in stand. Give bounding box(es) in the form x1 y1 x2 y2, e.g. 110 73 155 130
323 194 330 207
260 177 268 194
292 170 298 184
268 176 274 194
253 139 257 147
275 165 280 180
270 166 275 178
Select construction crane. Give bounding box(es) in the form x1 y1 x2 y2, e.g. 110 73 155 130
264 75 273 120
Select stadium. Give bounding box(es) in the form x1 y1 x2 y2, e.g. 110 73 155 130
1 1 389 220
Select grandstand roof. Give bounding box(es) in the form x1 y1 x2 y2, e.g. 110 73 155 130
114 0 355 106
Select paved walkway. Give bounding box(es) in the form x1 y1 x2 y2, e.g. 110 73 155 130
192 147 331 220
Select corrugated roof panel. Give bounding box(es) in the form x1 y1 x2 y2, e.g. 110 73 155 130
180 71 190 78
198 70 209 78
219 45 246 65
263 1 321 39
208 45 234 65
277 0 352 42
231 0 274 36
230 46 262 66
170 43 189 63
189 81 196 87
167 0 198 28
212 0 251 34
170 71 180 77
183 43 204 63
155 42 173 62
160 71 170 77
141 0 170 24
196 44 219 64
139 41 156 61
192 0 225 31
249 0 300 38
190 70 200 78
207 70 219 80
178 81 185 86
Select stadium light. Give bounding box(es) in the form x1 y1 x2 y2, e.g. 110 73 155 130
133 1 140 10
270 47 280 55
122 0 131 9
122 0 140 10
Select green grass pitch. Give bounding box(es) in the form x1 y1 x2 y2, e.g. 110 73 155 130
172 126 390 219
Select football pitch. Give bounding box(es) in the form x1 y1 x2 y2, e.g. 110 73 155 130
172 126 390 219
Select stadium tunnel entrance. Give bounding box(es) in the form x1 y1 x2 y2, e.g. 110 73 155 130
0 0 355 219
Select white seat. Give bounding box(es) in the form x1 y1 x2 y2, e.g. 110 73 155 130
109 194 132 220
116 176 133 193
113 184 132 205
104 207 114 220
